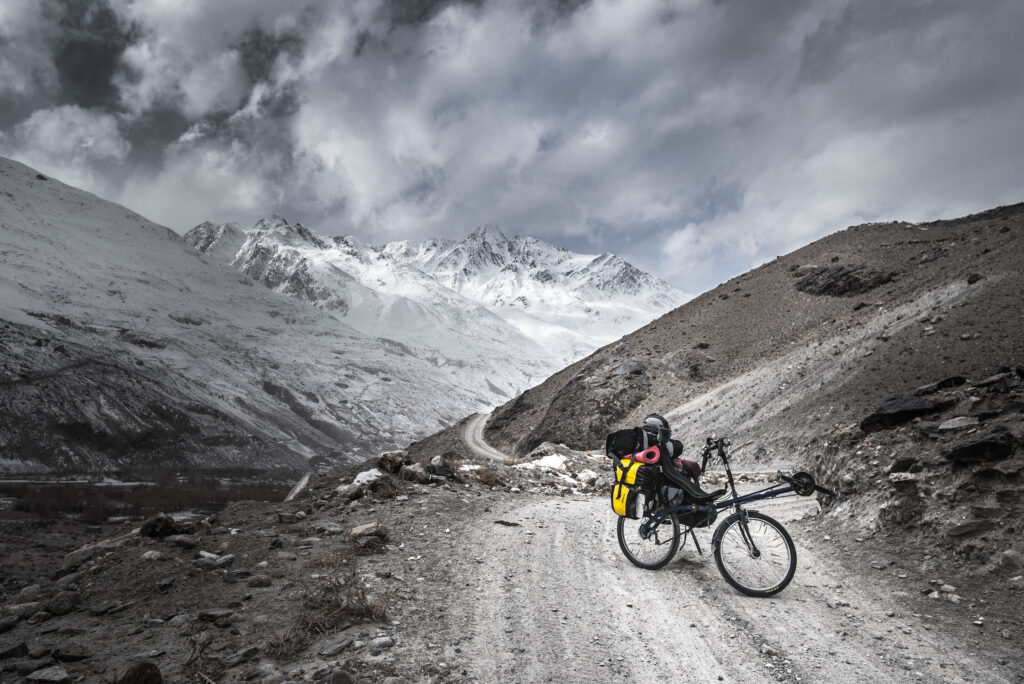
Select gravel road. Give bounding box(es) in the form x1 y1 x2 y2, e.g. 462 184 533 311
461 413 506 461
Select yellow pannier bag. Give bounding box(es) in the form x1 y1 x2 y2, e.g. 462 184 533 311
611 459 653 519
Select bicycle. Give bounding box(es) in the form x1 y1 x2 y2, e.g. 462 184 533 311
615 436 837 597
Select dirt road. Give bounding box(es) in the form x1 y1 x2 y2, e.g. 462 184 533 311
393 423 1017 682
461 413 506 461
392 493 1013 683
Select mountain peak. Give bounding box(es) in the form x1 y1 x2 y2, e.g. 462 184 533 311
466 224 508 244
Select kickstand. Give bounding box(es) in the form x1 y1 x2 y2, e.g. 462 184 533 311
690 530 704 557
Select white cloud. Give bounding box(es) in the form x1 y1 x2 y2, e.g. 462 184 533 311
0 0 60 98
3 106 130 194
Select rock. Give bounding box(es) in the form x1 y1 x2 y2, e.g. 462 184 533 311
356 535 386 552
140 514 180 539
377 450 408 474
194 558 218 571
224 569 253 584
197 609 234 622
141 551 164 561
939 584 956 593
27 665 71 682
112 662 163 684
577 469 599 486
165 535 198 549
353 468 383 486
610 359 644 375
793 264 818 277
946 520 996 537
946 429 1018 463
277 512 299 524
999 550 1023 570
322 670 358 684
45 592 81 616
53 642 91 662
3 602 41 618
214 554 235 568
887 472 919 490
399 463 430 483
861 398 939 432
889 457 923 474
222 645 259 667
155 577 174 593
60 545 100 573
319 638 353 657
247 575 272 588
760 644 778 656
0 640 29 658
915 376 967 395
839 473 856 494
313 521 343 535
334 484 364 501
428 453 457 478
975 371 1021 390
17 585 42 601
938 416 979 431
370 635 395 649
795 264 894 297
350 522 386 540
0 616 17 633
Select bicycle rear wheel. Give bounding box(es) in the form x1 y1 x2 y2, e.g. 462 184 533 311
713 510 796 597
616 494 680 570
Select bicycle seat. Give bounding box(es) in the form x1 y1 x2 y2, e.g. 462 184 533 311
661 458 727 504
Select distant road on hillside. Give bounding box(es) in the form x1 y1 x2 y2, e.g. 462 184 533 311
461 412 507 461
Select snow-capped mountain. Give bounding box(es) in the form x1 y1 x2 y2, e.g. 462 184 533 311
187 220 688 372
0 157 542 475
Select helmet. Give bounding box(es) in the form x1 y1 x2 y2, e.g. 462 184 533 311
642 413 670 443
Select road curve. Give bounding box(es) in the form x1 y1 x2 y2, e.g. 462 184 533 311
461 412 507 461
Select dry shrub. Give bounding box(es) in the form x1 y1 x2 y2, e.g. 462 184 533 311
475 465 507 488
366 473 405 500
264 557 389 660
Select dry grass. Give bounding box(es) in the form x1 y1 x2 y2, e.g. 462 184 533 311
263 554 389 660
475 465 507 488
365 473 406 500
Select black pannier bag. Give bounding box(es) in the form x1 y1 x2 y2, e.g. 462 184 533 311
605 427 648 459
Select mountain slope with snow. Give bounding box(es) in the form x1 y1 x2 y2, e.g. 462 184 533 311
0 157 540 475
187 221 688 376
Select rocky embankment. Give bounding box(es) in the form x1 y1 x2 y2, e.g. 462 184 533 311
0 445 606 683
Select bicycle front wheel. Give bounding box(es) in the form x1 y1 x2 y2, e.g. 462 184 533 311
616 495 680 570
713 510 796 597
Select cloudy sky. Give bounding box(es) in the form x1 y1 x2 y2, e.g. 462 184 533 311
2 0 1022 293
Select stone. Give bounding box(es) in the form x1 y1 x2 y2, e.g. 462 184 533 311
26 665 71 682
17 585 42 601
0 616 17 633
222 645 259 667
887 472 919 490
322 670 358 684
53 642 91 662
319 638 353 657
946 429 1018 463
889 457 923 474
350 522 386 540
112 662 163 684
370 635 395 649
946 520 996 538
938 416 979 431
247 575 272 588
214 554 235 568
165 535 198 549
793 264 818 277
861 398 939 432
314 521 344 535
141 551 164 561
399 463 430 483
796 264 894 297
140 514 180 539
334 484 363 501
60 545 100 573
915 376 967 395
45 592 81 616
577 469 599 486
156 577 175 593
939 584 956 593
0 640 29 658
999 550 1023 570
277 512 299 524
377 450 408 474
197 609 234 622
975 371 1021 390
428 453 456 478
3 602 41 618
194 558 218 571
224 569 252 584
353 468 383 485
610 359 644 375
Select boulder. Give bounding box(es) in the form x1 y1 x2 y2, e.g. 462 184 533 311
946 520 996 538
45 592 81 616
140 514 180 539
60 545 100 573
796 265 894 297
0 640 29 658
26 665 71 682
399 463 430 483
428 453 457 478
999 550 1023 571
861 397 939 432
350 522 386 540
377 450 408 474
112 662 163 684
0 616 17 633
946 429 1018 463
938 416 979 431
334 483 364 501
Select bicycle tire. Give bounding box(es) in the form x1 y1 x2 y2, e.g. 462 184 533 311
616 494 680 570
713 510 796 597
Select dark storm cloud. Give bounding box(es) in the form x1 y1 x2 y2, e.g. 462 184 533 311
1 0 1022 293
